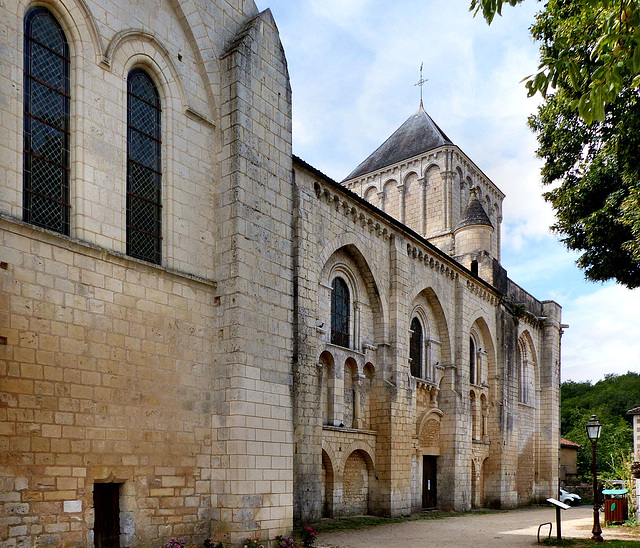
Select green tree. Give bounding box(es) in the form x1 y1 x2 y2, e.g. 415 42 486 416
560 373 640 478
562 407 632 479
470 0 640 287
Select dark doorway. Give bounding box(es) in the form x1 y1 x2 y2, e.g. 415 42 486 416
422 456 437 509
94 483 120 548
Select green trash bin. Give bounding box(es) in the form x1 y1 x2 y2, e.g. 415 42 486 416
603 489 628 524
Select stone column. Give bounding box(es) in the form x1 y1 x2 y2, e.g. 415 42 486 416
419 177 428 236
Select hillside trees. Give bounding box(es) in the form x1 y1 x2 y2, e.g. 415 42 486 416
561 373 640 478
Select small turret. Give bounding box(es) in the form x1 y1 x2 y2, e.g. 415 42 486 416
454 188 494 277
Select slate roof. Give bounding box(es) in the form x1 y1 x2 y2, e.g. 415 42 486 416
344 105 453 181
627 406 640 415
456 189 493 230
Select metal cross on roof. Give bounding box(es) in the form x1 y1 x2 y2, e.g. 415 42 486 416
415 63 428 108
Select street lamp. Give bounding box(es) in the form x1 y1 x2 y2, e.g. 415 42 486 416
586 414 603 542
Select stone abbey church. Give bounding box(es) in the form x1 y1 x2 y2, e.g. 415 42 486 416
0 0 562 546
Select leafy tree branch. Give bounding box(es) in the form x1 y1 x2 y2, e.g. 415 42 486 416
471 0 640 287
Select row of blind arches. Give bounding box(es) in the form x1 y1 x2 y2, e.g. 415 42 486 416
23 7 162 264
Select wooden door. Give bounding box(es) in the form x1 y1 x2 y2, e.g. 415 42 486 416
422 456 437 509
94 483 120 548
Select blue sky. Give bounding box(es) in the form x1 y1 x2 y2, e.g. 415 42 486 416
254 0 640 383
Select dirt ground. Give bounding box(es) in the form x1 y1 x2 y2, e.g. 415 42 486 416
316 506 640 548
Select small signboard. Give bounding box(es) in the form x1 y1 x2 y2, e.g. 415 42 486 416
546 498 571 510
545 498 571 541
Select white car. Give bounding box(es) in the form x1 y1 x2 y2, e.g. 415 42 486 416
559 488 581 506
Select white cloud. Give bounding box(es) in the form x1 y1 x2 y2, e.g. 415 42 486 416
308 0 371 27
561 284 640 383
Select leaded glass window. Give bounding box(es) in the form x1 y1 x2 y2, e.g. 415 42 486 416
23 7 70 234
127 69 162 264
410 317 423 378
331 277 350 348
470 336 477 385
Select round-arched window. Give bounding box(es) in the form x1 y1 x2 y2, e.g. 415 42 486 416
410 317 423 377
331 277 350 348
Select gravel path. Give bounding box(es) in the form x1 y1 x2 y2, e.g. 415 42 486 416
316 506 640 548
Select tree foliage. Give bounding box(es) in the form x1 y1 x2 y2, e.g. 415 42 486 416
561 372 640 478
471 0 640 123
471 0 640 287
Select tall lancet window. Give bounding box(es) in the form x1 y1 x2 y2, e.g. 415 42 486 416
409 317 423 378
331 277 350 348
470 336 477 385
23 7 71 234
127 69 162 264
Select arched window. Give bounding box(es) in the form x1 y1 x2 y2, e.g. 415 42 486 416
518 341 529 404
331 277 350 347
469 336 477 385
23 7 71 234
409 317 423 378
127 69 162 264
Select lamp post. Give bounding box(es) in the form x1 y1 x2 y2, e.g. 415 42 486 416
586 414 603 542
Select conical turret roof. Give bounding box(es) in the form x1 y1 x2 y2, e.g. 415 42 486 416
344 105 453 181
456 188 493 230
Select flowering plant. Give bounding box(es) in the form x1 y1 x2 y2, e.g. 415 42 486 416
274 535 295 548
301 526 316 548
204 540 224 548
164 539 186 548
243 537 264 548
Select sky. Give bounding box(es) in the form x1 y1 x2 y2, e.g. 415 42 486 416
254 0 640 384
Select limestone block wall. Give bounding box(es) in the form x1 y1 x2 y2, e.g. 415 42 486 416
0 0 260 280
216 8 295 543
536 300 562 499
517 404 536 504
320 427 378 518
1 0 297 544
0 220 217 546
293 163 393 522
454 225 493 259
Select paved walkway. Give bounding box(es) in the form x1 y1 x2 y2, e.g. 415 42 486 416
316 506 640 547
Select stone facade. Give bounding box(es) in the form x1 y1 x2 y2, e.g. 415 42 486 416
293 156 561 521
627 408 640 520
560 438 580 484
0 1 561 546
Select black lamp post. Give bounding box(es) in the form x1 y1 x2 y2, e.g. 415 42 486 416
586 414 603 542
